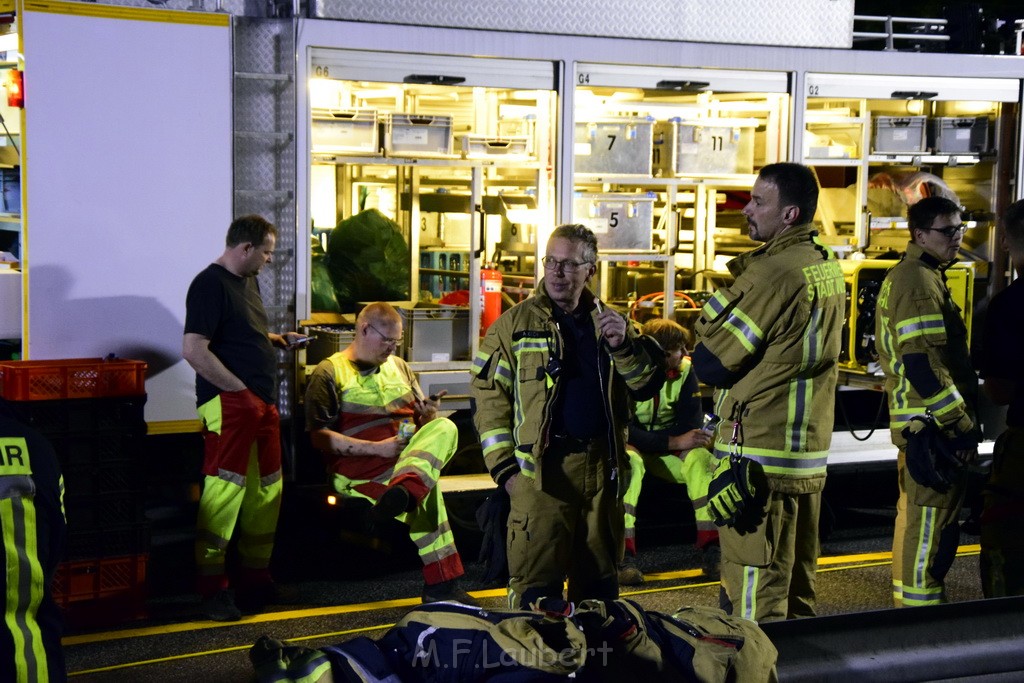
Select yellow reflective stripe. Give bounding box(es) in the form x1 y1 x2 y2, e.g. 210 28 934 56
494 358 513 391
703 290 730 318
923 384 964 419
888 406 920 431
741 565 759 620
2 496 49 682
0 438 32 475
473 350 513 390
895 314 945 344
713 443 828 476
472 349 490 376
785 378 811 452
480 428 512 456
723 307 764 355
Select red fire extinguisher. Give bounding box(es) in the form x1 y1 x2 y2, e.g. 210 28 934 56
480 264 503 335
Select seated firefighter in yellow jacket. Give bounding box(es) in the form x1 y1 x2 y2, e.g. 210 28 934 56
619 318 717 585
304 302 477 605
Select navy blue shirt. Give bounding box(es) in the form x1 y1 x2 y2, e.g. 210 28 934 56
549 302 607 440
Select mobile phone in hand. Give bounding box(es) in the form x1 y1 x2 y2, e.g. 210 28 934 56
702 412 722 434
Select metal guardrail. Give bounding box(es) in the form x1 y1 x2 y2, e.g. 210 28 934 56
763 596 1024 682
854 15 950 51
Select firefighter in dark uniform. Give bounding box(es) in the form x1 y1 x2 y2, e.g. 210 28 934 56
979 198 1024 597
0 400 67 682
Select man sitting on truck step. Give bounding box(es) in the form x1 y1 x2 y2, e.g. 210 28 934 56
304 301 478 605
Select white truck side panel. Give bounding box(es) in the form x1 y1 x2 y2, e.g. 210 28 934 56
22 7 232 425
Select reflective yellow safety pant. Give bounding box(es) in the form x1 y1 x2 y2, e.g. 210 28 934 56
195 389 283 596
623 446 718 555
331 417 464 585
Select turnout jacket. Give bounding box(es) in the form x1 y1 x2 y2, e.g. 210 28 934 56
692 223 844 494
471 282 662 492
875 241 978 448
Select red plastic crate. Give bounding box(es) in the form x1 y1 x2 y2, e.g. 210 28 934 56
51 553 148 607
0 358 147 400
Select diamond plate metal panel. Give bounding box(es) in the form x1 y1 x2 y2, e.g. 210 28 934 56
233 17 298 428
311 0 854 48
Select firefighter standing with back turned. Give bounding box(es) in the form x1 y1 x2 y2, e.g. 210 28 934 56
0 400 67 682
875 196 980 607
977 199 1024 597
692 162 844 623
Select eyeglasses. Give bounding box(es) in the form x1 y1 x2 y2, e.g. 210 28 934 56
367 322 403 347
541 256 593 274
920 224 967 239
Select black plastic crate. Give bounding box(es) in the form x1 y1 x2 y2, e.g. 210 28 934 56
9 395 147 437
65 491 147 531
50 432 145 473
65 521 151 560
63 457 140 497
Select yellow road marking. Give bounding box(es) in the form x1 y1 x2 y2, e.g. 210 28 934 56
69 624 389 676
64 544 985 674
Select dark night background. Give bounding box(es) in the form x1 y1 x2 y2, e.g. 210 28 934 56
853 1 1023 54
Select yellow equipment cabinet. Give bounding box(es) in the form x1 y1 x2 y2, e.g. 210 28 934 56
838 259 974 373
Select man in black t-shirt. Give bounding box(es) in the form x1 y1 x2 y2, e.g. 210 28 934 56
183 215 305 621
980 199 1024 597
0 400 67 682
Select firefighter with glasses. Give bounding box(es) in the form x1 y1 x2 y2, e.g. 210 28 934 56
305 302 477 605
471 223 663 613
875 195 980 607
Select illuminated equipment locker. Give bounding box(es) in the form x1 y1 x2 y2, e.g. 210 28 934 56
570 63 791 325
300 47 557 405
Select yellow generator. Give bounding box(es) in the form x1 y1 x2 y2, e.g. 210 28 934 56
838 259 975 373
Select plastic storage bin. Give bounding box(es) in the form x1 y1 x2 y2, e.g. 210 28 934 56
65 522 150 560
0 358 147 400
871 116 927 153
384 114 454 158
51 553 148 628
51 553 148 606
928 117 989 154
460 134 531 159
311 108 379 154
396 303 470 362
654 118 756 175
574 117 655 176
303 324 356 366
572 193 656 251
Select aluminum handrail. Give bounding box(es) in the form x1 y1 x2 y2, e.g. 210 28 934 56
853 14 950 51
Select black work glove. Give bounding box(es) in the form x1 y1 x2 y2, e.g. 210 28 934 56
902 414 965 493
707 454 766 527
